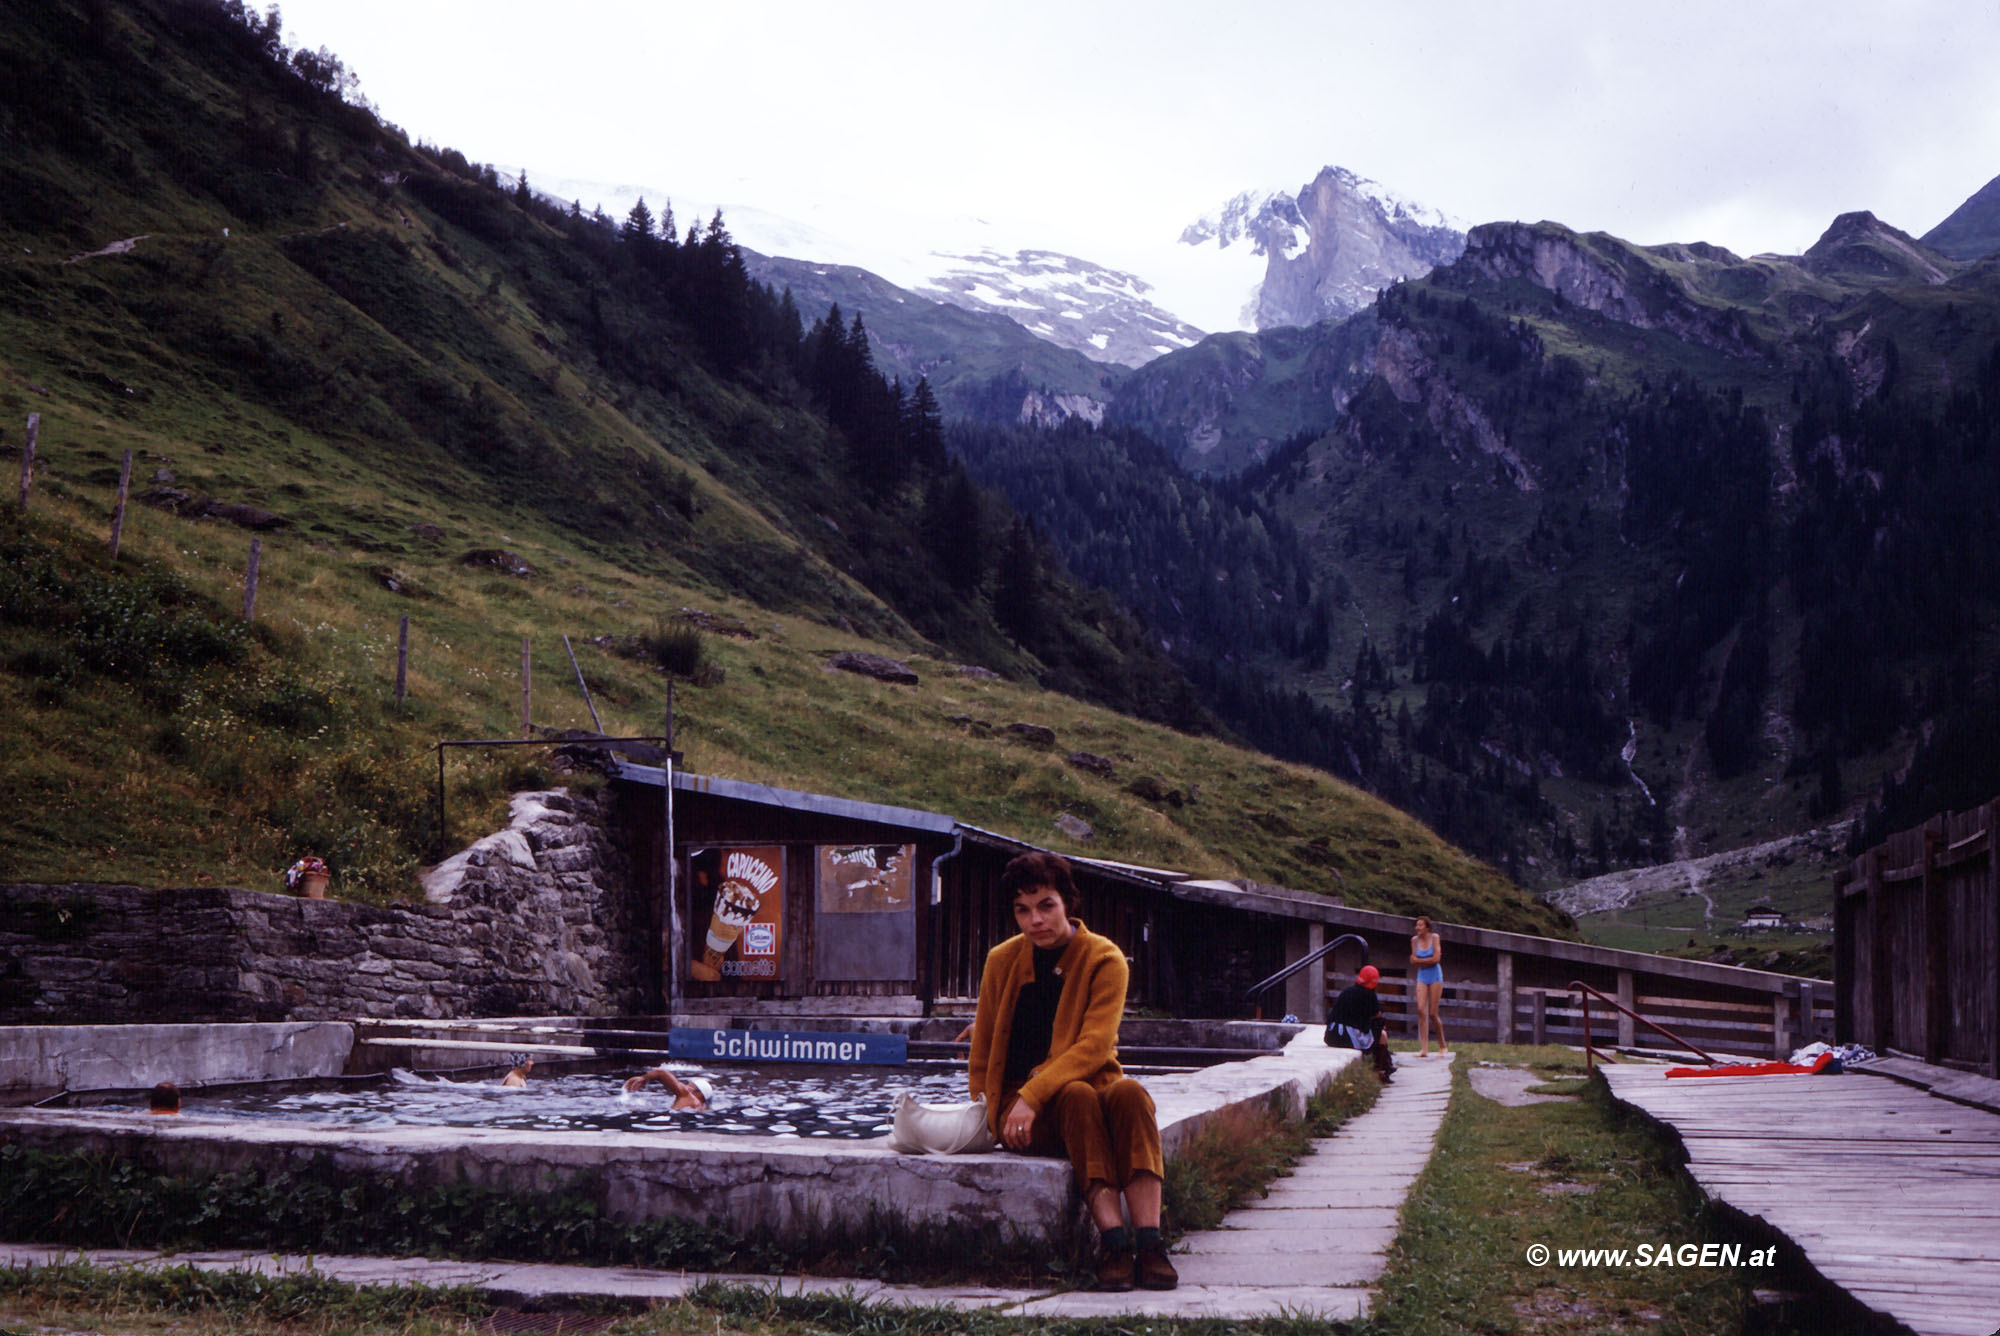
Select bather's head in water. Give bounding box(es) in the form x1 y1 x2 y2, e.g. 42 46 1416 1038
623 1067 711 1109
147 1081 180 1115
501 1058 535 1088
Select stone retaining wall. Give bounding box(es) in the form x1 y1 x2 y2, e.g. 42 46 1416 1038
0 789 654 1025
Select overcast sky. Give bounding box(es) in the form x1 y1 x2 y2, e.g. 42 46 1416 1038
275 0 2000 265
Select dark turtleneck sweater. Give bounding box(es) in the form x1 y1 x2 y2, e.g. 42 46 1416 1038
1002 942 1067 1087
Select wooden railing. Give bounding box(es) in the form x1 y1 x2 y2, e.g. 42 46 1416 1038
1333 978 1831 1058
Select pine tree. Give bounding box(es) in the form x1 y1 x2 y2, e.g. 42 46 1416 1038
994 519 1044 645
623 197 654 242
906 377 944 471
926 464 988 591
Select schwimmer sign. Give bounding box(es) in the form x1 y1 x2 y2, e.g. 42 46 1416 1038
671 1027 908 1065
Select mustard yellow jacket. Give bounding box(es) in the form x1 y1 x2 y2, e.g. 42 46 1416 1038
967 920 1127 1139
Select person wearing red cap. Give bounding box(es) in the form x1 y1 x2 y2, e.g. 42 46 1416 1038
1324 965 1394 1081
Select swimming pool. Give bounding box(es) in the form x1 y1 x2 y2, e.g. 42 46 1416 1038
172 1063 972 1139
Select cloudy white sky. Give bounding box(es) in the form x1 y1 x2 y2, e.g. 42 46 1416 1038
276 1 2000 290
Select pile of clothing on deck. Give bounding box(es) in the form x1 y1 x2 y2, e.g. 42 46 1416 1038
1789 1041 1878 1071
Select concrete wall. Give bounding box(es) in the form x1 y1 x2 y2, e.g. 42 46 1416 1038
0 1022 354 1100
0 1029 1357 1248
0 789 653 1028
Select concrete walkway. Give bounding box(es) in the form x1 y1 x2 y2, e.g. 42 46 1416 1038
1017 1049 1454 1319
0 1054 1456 1322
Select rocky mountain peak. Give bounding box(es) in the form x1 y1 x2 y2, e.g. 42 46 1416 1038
1180 166 1465 330
1922 171 2000 262
1804 211 1953 285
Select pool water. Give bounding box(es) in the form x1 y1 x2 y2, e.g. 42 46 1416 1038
175 1063 973 1139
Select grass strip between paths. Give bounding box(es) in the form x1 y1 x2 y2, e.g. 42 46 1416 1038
1355 1043 1877 1336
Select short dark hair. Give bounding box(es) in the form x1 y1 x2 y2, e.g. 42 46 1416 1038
148 1081 180 1113
1000 851 1076 908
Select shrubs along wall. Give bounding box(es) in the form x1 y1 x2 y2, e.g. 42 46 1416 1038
0 789 655 1024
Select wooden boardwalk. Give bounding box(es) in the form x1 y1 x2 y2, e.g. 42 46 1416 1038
1600 1063 2000 1336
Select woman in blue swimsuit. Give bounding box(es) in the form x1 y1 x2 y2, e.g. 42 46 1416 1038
1410 915 1447 1058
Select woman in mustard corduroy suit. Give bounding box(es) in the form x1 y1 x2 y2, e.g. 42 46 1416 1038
967 851 1176 1292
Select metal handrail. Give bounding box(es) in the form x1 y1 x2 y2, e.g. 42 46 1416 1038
1567 979 1717 1070
1246 933 1370 1017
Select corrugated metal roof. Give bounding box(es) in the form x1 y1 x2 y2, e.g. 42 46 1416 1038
610 761 957 834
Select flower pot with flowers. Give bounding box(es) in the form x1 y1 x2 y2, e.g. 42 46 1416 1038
285 856 330 899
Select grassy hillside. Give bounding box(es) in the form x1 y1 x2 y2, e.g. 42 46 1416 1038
0 0 1565 937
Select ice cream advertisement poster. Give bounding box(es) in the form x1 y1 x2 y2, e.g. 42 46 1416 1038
688 846 783 981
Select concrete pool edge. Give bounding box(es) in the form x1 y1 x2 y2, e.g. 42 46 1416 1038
0 1022 355 1102
0 1030 1359 1249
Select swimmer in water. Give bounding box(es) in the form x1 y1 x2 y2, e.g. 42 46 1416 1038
623 1067 712 1109
501 1058 534 1087
148 1081 181 1115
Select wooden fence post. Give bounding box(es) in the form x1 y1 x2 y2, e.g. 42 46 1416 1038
1991 801 2000 1079
1772 993 1791 1059
1616 969 1636 1049
520 637 531 736
1868 847 1893 1052
1923 823 1946 1065
241 538 261 621
1531 990 1547 1046
394 614 410 702
1494 950 1514 1044
108 449 132 557
17 413 38 512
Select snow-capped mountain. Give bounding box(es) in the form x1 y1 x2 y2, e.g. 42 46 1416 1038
512 164 1462 371
515 170 1206 368
1179 166 1467 330
915 248 1205 367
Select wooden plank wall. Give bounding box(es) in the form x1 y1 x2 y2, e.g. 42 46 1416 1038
1837 798 2000 1077
645 783 1831 1045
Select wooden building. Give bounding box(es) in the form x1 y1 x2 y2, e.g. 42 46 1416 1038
1835 798 2000 1076
610 762 1828 1056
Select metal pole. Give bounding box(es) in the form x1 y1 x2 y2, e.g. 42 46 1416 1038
563 633 604 732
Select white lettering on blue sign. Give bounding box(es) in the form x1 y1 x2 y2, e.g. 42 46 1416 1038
673 1027 906 1065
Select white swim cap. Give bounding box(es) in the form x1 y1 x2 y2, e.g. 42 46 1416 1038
688 1076 715 1102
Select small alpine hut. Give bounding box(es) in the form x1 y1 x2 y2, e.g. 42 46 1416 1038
604 761 1289 1019
605 761 1831 1054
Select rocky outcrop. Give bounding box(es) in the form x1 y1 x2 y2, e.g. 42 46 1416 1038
1018 390 1106 429
1182 167 1465 331
1371 324 1536 491
1 789 652 1025
1454 221 1764 359
823 651 918 685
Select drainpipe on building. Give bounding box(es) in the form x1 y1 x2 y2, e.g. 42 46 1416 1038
926 830 966 1017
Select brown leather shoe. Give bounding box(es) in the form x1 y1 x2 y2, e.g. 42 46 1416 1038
1135 1244 1179 1290
1095 1247 1135 1291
